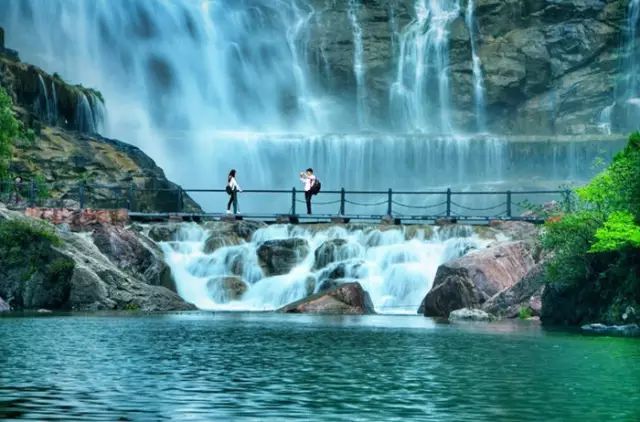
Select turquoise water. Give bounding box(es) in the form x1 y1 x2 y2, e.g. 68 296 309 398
0 313 638 421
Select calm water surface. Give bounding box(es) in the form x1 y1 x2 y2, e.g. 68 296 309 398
0 313 638 421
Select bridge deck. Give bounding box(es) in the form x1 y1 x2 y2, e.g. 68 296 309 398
128 211 545 225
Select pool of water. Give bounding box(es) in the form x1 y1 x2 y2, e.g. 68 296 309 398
1 313 638 421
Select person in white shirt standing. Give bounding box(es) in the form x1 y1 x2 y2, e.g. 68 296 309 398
299 168 316 215
226 169 242 214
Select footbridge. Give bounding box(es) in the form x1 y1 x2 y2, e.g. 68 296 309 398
2 181 573 225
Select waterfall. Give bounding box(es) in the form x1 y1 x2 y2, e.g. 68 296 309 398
35 74 52 124
609 0 640 131
348 0 368 128
389 0 461 133
465 0 487 132
160 223 488 313
50 81 58 126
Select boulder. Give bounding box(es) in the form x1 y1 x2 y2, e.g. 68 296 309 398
279 282 375 315
0 296 10 312
203 220 266 253
581 323 640 336
421 241 536 317
0 209 195 312
91 224 176 292
482 262 545 318
257 238 309 276
449 308 493 322
313 238 348 269
147 224 181 242
206 276 248 303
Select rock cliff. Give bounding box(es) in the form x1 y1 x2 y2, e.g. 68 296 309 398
305 0 635 134
0 40 199 212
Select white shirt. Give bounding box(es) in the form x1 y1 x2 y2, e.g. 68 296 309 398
300 174 316 192
228 176 241 191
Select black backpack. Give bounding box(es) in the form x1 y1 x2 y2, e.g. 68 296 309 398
310 179 321 195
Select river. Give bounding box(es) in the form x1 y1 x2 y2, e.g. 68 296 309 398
1 313 638 421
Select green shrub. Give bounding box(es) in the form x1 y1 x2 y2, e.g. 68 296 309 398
542 133 640 323
518 307 533 320
0 218 61 273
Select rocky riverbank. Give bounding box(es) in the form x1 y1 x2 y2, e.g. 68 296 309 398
0 203 194 312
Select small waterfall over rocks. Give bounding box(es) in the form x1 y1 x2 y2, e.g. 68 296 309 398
160 223 489 313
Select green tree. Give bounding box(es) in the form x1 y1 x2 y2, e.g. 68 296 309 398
542 132 640 324
0 86 21 179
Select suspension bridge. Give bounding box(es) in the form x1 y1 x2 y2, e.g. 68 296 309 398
1 180 572 225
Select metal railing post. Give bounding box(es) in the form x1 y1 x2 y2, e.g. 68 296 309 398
79 183 85 210
446 188 451 217
506 190 512 218
127 184 133 211
564 189 572 213
387 188 392 216
29 179 36 207
176 188 183 213
340 188 346 215
291 187 297 215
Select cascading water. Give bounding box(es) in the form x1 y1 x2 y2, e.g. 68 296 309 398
465 0 487 132
389 0 460 133
604 0 640 132
0 0 620 209
348 0 368 128
160 223 488 313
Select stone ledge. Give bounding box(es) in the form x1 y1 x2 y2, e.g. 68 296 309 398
25 207 128 227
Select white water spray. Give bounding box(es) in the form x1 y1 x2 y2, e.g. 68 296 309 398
348 0 368 128
465 0 487 132
160 223 489 314
390 0 461 133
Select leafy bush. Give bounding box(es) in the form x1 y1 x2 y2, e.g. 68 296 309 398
542 133 640 323
518 307 533 320
0 218 61 273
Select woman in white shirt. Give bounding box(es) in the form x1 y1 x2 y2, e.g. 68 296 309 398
226 169 242 214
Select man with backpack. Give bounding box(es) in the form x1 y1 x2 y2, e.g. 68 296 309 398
300 168 320 215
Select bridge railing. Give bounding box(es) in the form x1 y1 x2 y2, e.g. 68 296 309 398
1 179 574 221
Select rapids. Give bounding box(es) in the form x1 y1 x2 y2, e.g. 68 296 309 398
160 223 492 313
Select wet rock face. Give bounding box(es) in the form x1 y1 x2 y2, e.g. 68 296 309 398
206 276 248 303
0 205 194 312
91 224 176 292
203 221 267 253
301 0 630 135
481 262 545 318
279 282 375 315
257 238 310 276
421 241 536 317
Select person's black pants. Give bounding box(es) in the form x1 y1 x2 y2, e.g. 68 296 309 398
305 191 312 214
227 190 238 213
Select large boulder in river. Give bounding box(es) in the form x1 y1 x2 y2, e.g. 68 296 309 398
313 238 362 270
421 241 536 317
449 308 493 322
203 220 266 253
257 238 309 276
206 276 248 303
482 262 545 318
92 224 176 291
279 282 375 315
